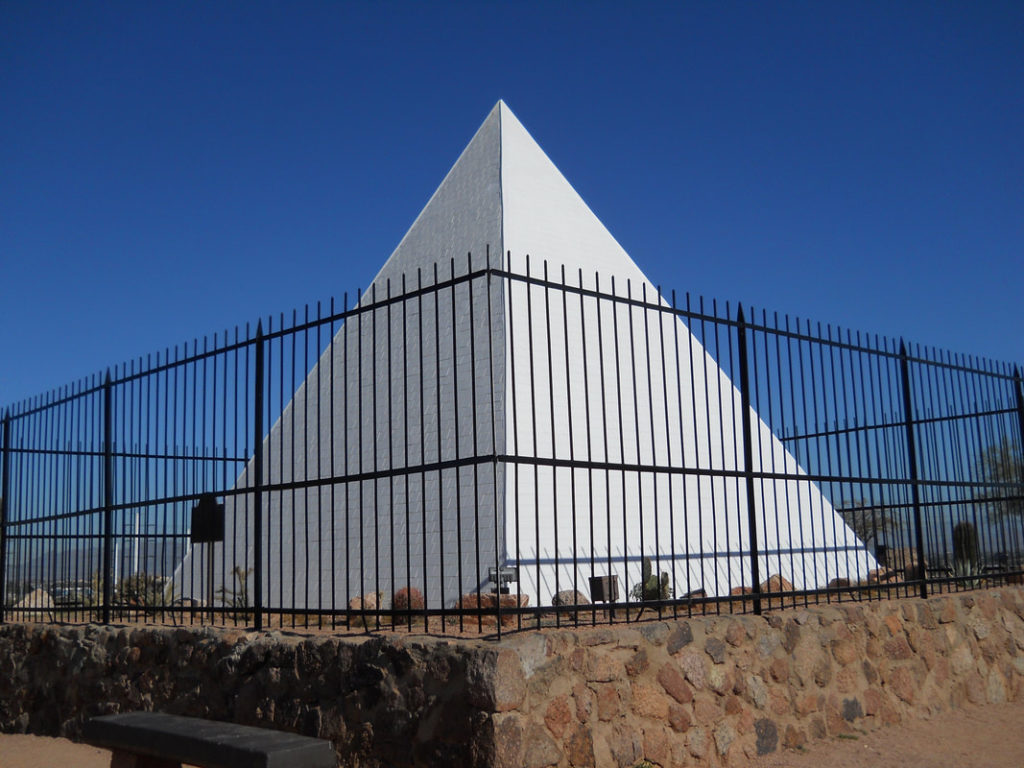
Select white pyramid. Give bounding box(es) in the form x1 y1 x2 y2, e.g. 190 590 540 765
178 102 875 611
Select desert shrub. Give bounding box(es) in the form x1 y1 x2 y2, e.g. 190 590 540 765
393 586 425 612
216 566 253 622
117 573 167 607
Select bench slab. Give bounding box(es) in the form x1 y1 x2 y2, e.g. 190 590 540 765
83 712 336 768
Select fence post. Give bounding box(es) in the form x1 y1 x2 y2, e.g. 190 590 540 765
1013 367 1024 563
252 322 265 631
1014 367 1024 464
102 370 114 624
736 306 762 615
0 411 10 624
899 341 928 600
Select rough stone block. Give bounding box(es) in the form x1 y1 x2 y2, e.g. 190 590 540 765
705 636 727 664
713 721 736 756
725 619 748 647
638 622 670 647
483 649 528 712
842 697 864 721
666 623 694 655
593 683 622 722
687 726 707 759
884 613 904 636
782 724 806 750
564 724 595 768
832 638 859 666
642 726 671 767
656 661 693 705
521 721 561 768
745 674 768 709
624 649 649 677
707 665 732 695
572 682 594 723
676 648 707 689
582 651 620 684
631 680 669 720
605 723 642 768
768 656 789 683
544 695 571 739
888 666 916 704
754 718 778 755
667 702 690 733
884 636 914 660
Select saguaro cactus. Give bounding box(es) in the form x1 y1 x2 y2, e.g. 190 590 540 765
953 521 980 569
952 520 981 586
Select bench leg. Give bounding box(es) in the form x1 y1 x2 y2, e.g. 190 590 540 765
110 749 182 768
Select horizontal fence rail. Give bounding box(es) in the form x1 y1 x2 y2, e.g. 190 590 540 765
2 251 1023 637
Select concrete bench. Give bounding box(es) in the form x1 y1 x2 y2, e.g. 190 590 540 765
83 712 336 768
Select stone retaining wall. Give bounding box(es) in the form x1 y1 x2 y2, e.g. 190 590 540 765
2 587 1023 767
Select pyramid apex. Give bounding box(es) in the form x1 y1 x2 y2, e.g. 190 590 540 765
490 99 513 121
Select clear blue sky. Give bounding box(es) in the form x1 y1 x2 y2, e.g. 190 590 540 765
2 2 1022 407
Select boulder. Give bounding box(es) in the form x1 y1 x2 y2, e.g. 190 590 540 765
758 575 794 593
552 590 591 606
348 591 383 612
456 592 529 628
867 568 897 584
888 547 927 577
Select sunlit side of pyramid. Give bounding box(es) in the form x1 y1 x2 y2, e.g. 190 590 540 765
178 102 875 610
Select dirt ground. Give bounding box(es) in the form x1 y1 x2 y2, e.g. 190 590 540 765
0 734 205 768
750 699 1024 768
1 700 1023 768
0 734 110 768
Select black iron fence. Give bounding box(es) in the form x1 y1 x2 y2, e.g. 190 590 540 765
2 251 1023 636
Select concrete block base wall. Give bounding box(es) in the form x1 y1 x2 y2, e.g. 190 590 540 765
2 587 1023 767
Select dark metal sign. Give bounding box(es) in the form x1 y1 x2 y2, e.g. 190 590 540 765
190 494 224 544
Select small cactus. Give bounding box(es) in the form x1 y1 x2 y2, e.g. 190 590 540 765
631 556 673 601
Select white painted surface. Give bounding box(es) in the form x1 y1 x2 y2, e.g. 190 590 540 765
496 102 873 602
175 101 875 611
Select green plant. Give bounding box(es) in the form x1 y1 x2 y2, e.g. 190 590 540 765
630 557 672 601
977 438 1024 522
81 571 104 609
951 520 983 588
952 521 980 570
952 557 983 588
117 573 166 608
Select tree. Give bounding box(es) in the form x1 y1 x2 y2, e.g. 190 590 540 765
976 437 1024 522
837 498 901 545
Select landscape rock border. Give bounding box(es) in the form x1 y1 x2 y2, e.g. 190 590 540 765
1 587 1022 767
